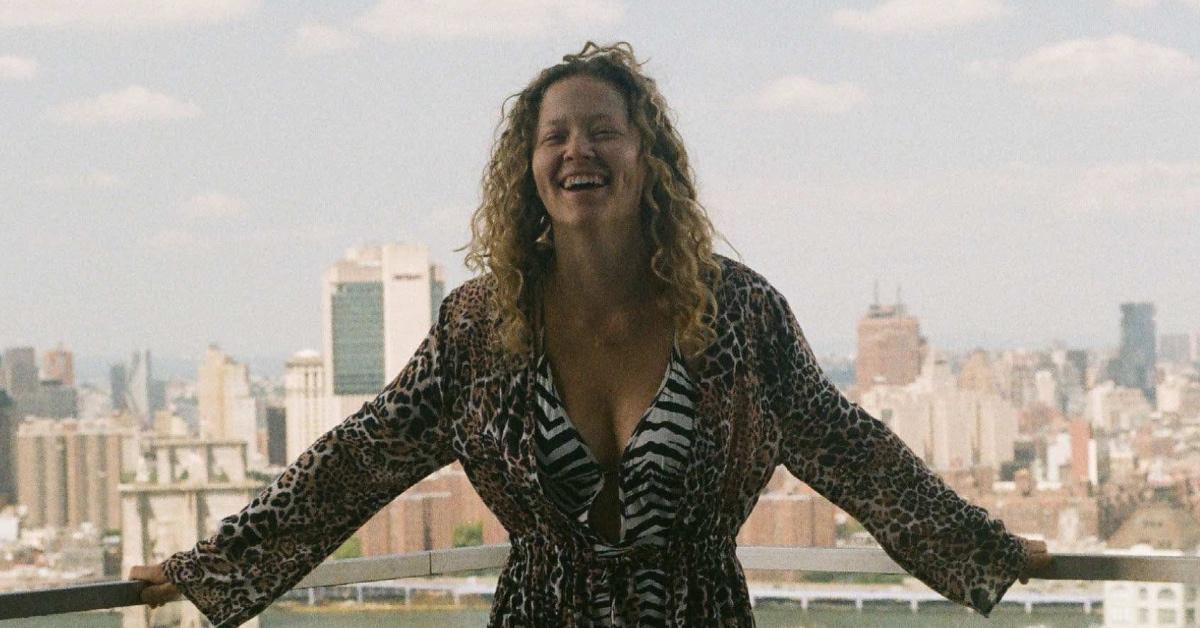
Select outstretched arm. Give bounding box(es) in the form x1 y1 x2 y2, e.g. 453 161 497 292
760 283 1039 615
146 297 461 627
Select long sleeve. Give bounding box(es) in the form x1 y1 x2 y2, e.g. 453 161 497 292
761 284 1027 616
161 299 460 627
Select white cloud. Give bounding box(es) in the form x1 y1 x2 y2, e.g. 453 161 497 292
354 0 622 40
0 0 260 29
45 85 202 125
1003 34 1199 105
0 54 35 79
180 192 247 219
831 0 1011 35
750 75 867 114
287 22 360 56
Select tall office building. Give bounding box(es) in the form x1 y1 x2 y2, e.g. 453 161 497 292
855 291 926 395
0 392 14 506
284 349 326 461
42 344 75 387
197 345 259 467
16 417 132 530
110 363 128 412
321 243 443 420
3 346 69 424
125 350 152 423
1 347 38 398
1111 303 1157 405
265 406 287 466
859 349 1017 471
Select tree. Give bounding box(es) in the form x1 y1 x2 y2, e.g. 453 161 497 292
452 521 484 548
332 535 362 560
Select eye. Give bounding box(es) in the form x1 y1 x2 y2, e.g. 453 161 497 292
593 129 618 138
540 132 565 145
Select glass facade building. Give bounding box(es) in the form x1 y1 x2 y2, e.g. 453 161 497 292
330 282 386 395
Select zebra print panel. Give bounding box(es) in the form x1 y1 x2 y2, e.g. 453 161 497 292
534 337 696 625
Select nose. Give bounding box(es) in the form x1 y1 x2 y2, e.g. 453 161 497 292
563 133 596 161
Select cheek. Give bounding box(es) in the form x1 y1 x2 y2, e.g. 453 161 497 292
531 156 554 194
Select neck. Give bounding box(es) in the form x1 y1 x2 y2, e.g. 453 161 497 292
544 223 661 323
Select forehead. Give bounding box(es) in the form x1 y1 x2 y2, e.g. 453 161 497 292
537 75 629 127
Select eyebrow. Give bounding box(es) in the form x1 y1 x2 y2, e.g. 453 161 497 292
538 113 616 129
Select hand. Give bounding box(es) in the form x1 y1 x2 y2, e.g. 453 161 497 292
1017 537 1052 584
128 563 181 609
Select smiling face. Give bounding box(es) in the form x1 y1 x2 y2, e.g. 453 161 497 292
531 75 646 234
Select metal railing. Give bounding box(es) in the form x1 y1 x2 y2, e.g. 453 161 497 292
3 546 1200 621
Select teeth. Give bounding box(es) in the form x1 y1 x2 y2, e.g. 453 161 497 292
562 174 606 190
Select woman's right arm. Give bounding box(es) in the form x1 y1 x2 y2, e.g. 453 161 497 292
133 292 463 627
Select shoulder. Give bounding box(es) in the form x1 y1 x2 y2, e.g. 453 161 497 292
436 273 499 337
439 273 495 318
711 254 791 322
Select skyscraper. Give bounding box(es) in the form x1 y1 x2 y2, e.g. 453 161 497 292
284 349 325 461
265 406 287 466
321 243 443 419
1111 303 1157 405
110 363 128 412
197 345 259 467
855 291 926 395
42 344 75 387
2 347 40 423
1 347 38 398
125 350 152 423
0 391 14 506
16 417 132 530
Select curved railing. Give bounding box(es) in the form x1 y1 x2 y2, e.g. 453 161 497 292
2 545 1199 621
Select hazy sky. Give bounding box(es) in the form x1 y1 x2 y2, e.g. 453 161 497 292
2 0 1198 376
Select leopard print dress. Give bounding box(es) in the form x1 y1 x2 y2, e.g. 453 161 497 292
162 255 1029 626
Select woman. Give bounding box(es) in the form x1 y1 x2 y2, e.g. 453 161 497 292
132 41 1051 626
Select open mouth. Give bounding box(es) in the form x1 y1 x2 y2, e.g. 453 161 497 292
560 173 609 192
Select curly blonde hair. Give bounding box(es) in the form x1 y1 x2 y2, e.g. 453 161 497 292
463 41 726 360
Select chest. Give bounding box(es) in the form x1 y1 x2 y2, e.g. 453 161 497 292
542 321 676 469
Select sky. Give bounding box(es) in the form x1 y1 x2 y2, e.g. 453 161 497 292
2 0 1198 379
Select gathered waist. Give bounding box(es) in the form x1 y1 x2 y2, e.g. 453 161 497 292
508 532 735 565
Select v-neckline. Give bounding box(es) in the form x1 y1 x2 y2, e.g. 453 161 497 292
537 335 679 477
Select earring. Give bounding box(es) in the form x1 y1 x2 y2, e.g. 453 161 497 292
534 214 553 251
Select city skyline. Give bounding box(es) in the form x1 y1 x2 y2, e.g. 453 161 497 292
2 1 1198 363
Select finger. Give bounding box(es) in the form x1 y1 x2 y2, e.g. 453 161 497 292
141 582 181 606
128 564 166 584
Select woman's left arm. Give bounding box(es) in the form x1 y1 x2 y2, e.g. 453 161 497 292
758 282 1048 616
